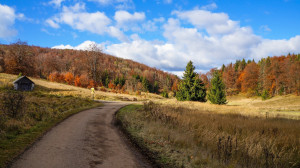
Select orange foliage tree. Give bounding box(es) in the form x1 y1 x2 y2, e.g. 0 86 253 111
239 62 259 93
64 72 74 85
74 75 81 87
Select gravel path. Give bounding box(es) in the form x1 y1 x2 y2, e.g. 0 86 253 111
11 101 152 168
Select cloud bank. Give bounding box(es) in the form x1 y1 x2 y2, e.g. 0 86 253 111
0 4 24 40
51 5 300 75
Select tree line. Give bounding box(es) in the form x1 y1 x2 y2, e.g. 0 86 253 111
198 54 300 99
176 54 299 104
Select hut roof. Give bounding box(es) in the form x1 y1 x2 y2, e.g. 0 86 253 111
13 76 35 84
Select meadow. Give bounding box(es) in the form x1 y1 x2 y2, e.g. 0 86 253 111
117 98 300 168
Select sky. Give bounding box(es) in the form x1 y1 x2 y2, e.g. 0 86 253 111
1 0 300 76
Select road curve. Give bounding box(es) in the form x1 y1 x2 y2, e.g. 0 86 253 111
11 101 152 168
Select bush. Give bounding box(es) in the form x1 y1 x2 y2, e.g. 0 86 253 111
0 113 6 133
0 91 25 119
161 89 169 98
261 89 270 100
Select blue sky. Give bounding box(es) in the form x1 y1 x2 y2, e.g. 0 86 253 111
1 0 300 75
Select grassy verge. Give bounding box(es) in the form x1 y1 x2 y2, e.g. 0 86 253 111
0 85 102 167
116 102 300 168
116 104 179 168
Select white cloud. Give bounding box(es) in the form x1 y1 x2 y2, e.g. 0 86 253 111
46 18 60 28
142 17 165 32
88 0 135 9
0 4 23 40
114 10 145 24
260 25 271 32
105 10 300 72
46 3 128 41
114 10 145 31
200 3 217 10
250 36 300 59
52 40 104 50
107 26 129 41
49 0 65 7
174 9 239 35
51 8 300 73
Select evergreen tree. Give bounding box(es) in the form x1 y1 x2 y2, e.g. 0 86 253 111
153 81 159 93
142 77 150 92
234 60 240 72
208 71 227 104
176 61 206 102
191 77 207 101
240 58 246 70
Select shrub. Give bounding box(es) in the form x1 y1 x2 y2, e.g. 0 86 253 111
0 113 6 133
0 91 25 119
161 89 169 98
261 89 270 100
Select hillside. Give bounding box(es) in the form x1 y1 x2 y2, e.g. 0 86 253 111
0 41 179 95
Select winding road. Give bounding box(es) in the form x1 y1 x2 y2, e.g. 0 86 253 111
11 101 152 168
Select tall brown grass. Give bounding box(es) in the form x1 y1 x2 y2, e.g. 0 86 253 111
120 102 300 167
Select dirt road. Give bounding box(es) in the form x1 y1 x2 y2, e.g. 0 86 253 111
11 101 152 168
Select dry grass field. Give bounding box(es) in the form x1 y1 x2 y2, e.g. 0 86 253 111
116 87 300 167
117 102 300 168
156 94 300 120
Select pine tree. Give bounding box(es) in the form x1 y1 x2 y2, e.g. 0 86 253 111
176 61 206 102
208 71 227 104
240 58 246 70
191 77 207 101
142 77 150 92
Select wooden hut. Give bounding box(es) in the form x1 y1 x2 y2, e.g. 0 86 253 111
13 76 35 91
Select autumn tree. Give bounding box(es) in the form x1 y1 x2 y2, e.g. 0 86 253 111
74 75 81 87
86 43 101 83
222 63 238 95
80 74 89 88
0 47 4 72
64 72 74 85
239 62 259 93
5 40 35 76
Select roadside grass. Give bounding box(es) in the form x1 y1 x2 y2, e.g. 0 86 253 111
116 102 300 168
0 74 102 168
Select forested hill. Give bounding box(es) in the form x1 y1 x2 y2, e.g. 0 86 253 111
0 41 179 94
